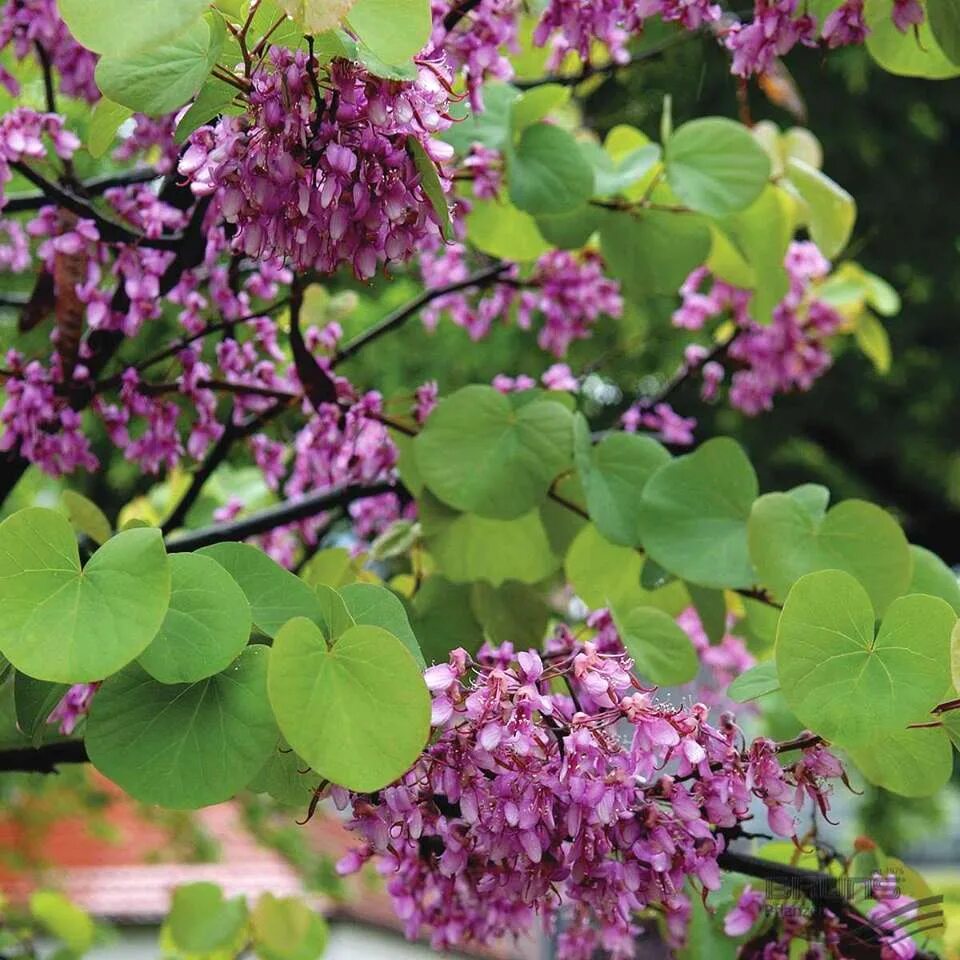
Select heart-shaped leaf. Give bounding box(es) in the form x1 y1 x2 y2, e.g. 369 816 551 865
415 385 573 519
637 438 758 590
268 619 430 791
748 494 911 614
86 646 277 808
612 605 699 686
727 660 780 703
340 582 424 668
0 508 170 683
844 725 954 798
138 553 252 684
776 569 956 747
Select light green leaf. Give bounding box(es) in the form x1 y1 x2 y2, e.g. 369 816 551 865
510 83 571 132
727 660 780 703
348 0 431 64
706 225 755 288
865 0 960 76
854 311 892 375
58 0 211 55
599 208 712 300
508 124 595 215
748 495 911 614
788 483 831 520
442 83 518 153
845 725 954 798
169 882 248 954
665 117 771 217
415 385 573 520
175 76 239 144
313 584 355 642
268 619 430 791
421 495 560 586
86 647 277 808
465 196 550 261
252 893 329 960
909 544 960 614
573 414 671 547
197 542 325 637
30 892 94 952
638 438 758 590
301 547 355 588
86 98 133 159
340 581 425 668
95 15 225 117
612 605 699 685
61 490 112 545
786 157 856 258
278 0 355 33
0 509 170 683
408 137 453 241
953 620 960 692
776 570 956 746
248 739 316 807
138 554 252 684
588 142 661 198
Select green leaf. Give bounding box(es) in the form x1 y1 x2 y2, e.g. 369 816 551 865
599 208 712 300
175 76 239 144
415 385 573 519
301 547 355 588
909 544 960 614
535 205 604 249
721 185 793 324
58 0 212 55
865 0 960 76
510 84 571 132
687 584 726 644
706 225 755 288
421 495 559 586
408 137 452 241
30 892 94 952
61 490 112 545
845 726 954 798
470 581 550 647
587 142 661 198
786 157 856 259
137 553 252 684
14 674 69 746
508 124 595 215
248 739 316 807
854 311 892 375
727 660 780 703
442 83 518 153
348 0 431 64
86 98 133 159
411 576 485 663
252 893 328 960
748 495 911 614
314 584 355 641
268 619 430 791
339 582 425 668
612 605 699 685
776 570 956 746
465 195 550 261
953 619 960 692
928 0 960 63
573 414 671 547
86 647 277 808
197 542 325 637
0 509 170 683
169 882 248 954
637 438 758 590
95 14 225 117
665 117 771 217
278 0 356 33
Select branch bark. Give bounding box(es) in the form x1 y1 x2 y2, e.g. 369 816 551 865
0 739 88 773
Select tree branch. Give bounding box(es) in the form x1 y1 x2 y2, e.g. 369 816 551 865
9 162 183 250
165 481 398 552
332 261 510 367
0 739 88 774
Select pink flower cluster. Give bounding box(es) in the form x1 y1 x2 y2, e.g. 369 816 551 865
335 640 845 959
421 245 623 357
667 241 845 417
0 108 79 206
0 0 99 102
181 50 454 280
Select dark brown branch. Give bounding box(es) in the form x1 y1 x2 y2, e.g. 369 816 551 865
333 261 510 367
34 41 57 115
443 0 483 31
3 168 161 213
165 480 397 552
10 162 183 250
0 739 88 774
